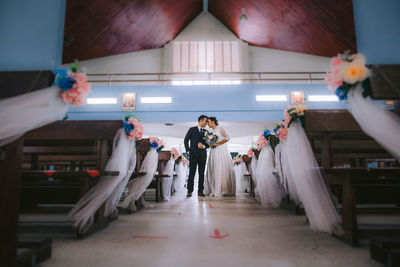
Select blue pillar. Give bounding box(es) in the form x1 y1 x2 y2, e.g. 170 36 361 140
0 0 67 70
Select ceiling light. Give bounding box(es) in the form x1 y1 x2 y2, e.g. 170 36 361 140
141 97 172 103
256 95 287 102
308 95 339 102
86 98 117 104
240 7 248 22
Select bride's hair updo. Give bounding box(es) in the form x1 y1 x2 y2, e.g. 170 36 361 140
208 117 219 126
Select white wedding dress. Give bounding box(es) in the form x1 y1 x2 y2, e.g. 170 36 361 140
205 126 236 197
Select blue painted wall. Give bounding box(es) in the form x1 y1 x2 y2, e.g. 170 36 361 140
353 0 400 64
67 84 347 122
0 0 66 70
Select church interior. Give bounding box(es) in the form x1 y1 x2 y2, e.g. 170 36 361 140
1 0 400 266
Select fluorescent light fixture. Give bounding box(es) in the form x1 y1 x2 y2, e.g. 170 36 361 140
256 95 287 102
141 97 172 104
308 95 339 102
87 98 117 104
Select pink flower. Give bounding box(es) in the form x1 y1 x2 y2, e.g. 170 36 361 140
171 148 179 160
256 134 268 150
247 149 255 158
277 127 288 141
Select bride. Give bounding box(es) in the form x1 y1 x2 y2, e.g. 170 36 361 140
205 117 236 197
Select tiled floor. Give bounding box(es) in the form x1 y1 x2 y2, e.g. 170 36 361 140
42 193 383 267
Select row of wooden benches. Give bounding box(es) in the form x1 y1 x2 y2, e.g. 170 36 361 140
239 110 400 251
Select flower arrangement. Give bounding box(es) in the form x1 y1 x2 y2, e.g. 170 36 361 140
53 61 91 106
326 51 371 100
122 113 143 140
274 121 288 142
171 147 179 160
256 134 268 151
247 147 257 158
150 136 164 152
175 154 189 166
203 129 218 148
283 104 307 128
233 154 243 166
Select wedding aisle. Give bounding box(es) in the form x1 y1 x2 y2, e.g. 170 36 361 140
43 193 380 267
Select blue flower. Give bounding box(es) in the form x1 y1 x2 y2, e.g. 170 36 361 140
274 128 278 136
54 69 76 90
150 142 158 149
122 121 134 134
156 147 163 152
335 87 348 100
263 130 271 137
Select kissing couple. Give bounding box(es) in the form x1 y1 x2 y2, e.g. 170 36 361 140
184 115 236 198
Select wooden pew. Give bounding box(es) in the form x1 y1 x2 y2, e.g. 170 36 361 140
152 151 172 202
305 110 400 246
131 140 171 203
242 154 255 197
19 120 121 237
0 70 54 266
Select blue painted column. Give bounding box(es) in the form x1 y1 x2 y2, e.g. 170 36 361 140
353 0 400 64
0 0 67 70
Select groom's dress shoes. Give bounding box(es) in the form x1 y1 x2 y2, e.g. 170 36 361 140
198 191 205 197
186 192 192 197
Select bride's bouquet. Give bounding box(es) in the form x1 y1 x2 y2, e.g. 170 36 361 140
203 129 218 148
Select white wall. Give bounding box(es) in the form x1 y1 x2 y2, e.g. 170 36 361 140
174 13 238 41
249 46 330 72
63 48 163 74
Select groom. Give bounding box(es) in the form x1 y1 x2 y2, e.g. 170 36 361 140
184 115 209 197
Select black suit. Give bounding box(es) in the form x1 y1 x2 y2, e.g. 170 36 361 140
184 126 209 193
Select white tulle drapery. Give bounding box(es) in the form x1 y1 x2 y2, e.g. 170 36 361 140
274 143 285 194
162 157 175 201
286 122 342 235
280 142 301 204
348 85 400 161
173 162 186 192
0 86 68 146
69 128 137 233
250 157 258 186
234 163 249 193
256 146 284 207
120 148 159 210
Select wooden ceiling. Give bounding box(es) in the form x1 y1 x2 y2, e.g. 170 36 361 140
209 0 356 57
63 0 202 63
63 0 356 63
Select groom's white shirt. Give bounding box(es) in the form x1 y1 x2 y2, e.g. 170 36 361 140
197 126 203 132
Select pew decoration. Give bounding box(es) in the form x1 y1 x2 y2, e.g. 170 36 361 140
122 113 144 140
162 154 175 201
53 61 91 106
150 136 165 152
121 138 160 211
69 128 138 233
256 134 268 151
255 130 284 207
171 147 180 160
247 147 256 158
175 154 189 166
174 154 189 192
0 85 69 147
275 122 288 141
326 52 400 161
283 104 307 127
281 103 343 234
326 51 371 100
233 154 243 166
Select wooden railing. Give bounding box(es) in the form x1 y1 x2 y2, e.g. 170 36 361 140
86 71 326 85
